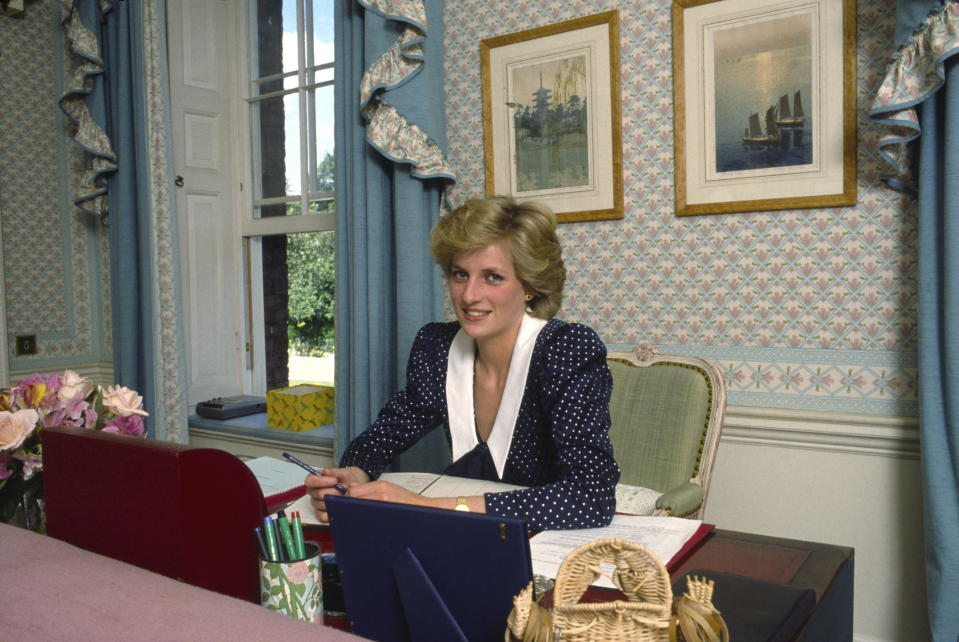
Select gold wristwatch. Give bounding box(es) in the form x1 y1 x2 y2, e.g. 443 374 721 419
455 496 470 512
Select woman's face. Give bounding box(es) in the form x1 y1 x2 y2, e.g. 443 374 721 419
448 241 529 347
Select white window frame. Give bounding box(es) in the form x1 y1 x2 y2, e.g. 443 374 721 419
240 0 336 394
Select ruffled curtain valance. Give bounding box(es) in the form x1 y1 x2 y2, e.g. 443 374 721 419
58 0 116 220
356 0 454 182
869 1 959 194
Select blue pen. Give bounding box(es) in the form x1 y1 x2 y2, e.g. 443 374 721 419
254 526 270 560
262 516 280 562
282 451 349 493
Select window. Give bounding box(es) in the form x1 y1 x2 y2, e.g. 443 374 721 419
245 0 336 392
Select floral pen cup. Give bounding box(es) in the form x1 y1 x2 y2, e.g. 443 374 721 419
259 542 323 622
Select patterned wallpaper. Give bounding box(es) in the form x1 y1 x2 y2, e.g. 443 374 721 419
0 1 111 371
444 0 916 416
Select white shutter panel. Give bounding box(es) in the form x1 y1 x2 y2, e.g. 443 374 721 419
166 0 249 406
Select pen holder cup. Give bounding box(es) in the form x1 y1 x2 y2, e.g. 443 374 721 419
259 542 323 622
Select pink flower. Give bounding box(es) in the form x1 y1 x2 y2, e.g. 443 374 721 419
101 385 148 417
40 398 97 430
286 561 310 584
42 372 63 396
14 380 47 409
0 452 13 480
58 370 95 402
101 414 145 438
0 409 40 452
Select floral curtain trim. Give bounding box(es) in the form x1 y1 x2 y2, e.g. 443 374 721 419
356 0 454 182
359 26 423 107
141 0 189 443
869 1 959 194
58 1 117 220
365 100 454 179
360 0 426 30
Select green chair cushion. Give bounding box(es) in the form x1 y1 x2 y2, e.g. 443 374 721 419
607 360 710 492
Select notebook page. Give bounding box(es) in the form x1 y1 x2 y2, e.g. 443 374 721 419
244 456 309 498
420 475 527 497
529 515 703 589
377 472 442 494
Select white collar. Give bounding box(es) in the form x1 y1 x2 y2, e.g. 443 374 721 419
446 314 547 478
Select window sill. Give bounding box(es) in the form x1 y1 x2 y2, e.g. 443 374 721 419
187 413 335 465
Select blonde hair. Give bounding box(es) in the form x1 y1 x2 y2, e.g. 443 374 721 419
430 196 565 319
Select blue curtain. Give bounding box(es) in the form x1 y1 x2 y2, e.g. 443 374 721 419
916 63 959 642
870 3 959 638
98 0 188 442
334 0 453 472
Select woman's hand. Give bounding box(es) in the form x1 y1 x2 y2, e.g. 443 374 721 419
345 480 429 507
303 466 369 523
305 468 486 520
341 483 487 514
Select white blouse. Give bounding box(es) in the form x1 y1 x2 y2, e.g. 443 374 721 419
445 314 547 478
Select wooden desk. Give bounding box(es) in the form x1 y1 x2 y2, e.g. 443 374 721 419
309 526 853 640
670 529 854 640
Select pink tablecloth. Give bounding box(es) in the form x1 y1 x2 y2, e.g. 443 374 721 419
0 522 364 641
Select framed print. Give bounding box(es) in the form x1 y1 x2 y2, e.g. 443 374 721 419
673 0 856 216
481 11 623 223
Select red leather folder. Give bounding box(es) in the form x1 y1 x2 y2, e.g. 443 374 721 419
667 521 715 570
42 426 267 603
265 484 308 512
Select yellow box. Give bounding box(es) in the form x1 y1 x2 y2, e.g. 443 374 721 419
266 384 335 431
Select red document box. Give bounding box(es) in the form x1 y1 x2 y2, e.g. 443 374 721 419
42 426 268 603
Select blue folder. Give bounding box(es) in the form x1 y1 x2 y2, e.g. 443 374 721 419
326 494 532 642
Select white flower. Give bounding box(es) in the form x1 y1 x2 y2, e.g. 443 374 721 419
101 385 148 417
0 409 40 452
58 370 95 402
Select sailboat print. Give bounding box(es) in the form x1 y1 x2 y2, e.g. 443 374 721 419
742 106 781 145
775 90 805 127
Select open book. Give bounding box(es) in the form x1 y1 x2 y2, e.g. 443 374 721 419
529 515 713 587
243 456 309 507
379 472 526 497
288 472 526 525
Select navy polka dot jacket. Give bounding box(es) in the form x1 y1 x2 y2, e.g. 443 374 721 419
341 318 620 530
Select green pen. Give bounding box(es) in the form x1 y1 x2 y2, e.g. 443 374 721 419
262 516 280 562
291 511 306 559
277 511 297 561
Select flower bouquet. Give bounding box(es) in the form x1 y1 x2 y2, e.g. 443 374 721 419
0 370 148 531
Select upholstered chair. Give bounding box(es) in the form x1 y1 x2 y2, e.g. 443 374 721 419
606 345 727 519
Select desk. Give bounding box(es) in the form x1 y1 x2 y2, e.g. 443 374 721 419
308 525 853 640
670 529 854 640
0 523 363 641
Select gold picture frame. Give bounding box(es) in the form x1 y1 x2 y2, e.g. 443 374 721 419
673 0 857 216
481 11 623 223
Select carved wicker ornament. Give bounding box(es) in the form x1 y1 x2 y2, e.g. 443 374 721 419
506 539 729 642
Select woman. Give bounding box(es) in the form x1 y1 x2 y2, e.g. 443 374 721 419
305 196 619 530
